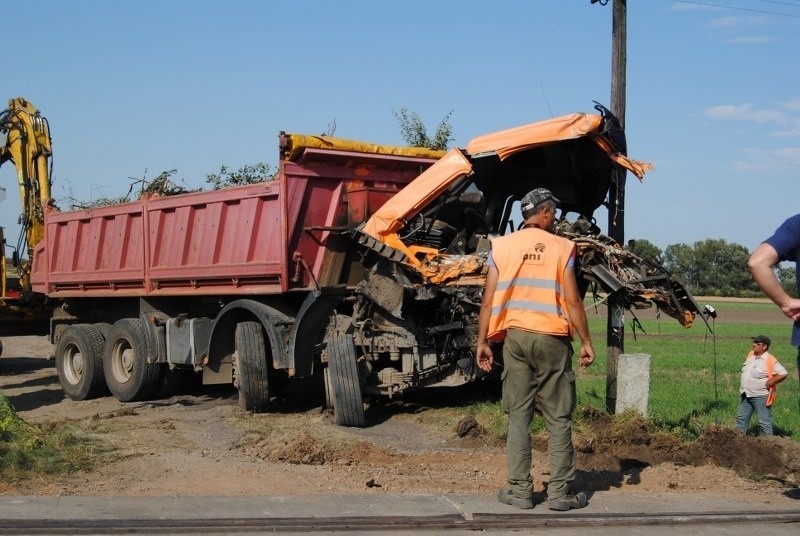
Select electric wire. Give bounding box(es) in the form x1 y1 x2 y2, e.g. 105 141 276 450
756 0 800 7
673 0 800 17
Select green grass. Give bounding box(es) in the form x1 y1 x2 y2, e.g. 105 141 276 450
574 301 799 439
466 299 799 441
0 393 115 482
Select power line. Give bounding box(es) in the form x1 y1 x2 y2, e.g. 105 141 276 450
673 0 800 17
756 1 800 7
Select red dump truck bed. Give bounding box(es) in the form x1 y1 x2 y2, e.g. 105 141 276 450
31 142 441 298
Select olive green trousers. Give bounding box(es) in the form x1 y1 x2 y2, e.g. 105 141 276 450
501 328 576 500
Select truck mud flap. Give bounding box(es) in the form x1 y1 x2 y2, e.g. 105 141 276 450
287 287 346 377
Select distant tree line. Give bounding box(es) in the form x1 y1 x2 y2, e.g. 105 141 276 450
626 238 795 298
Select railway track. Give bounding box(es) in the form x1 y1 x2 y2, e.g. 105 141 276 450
2 510 799 534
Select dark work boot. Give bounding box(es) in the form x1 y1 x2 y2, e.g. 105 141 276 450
547 491 588 511
497 486 534 509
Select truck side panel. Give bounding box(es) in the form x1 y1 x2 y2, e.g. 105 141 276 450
34 183 286 297
43 203 147 294
146 184 284 294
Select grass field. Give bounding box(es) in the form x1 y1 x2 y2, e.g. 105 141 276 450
574 298 799 439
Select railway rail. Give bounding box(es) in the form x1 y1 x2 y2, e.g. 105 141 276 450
2 510 799 534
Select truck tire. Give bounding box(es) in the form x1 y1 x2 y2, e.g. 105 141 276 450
327 334 366 427
94 322 113 340
55 324 108 400
103 319 161 402
234 321 270 413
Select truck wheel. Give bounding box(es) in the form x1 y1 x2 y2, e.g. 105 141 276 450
103 319 161 402
327 334 366 427
234 321 269 413
55 324 108 400
94 322 113 340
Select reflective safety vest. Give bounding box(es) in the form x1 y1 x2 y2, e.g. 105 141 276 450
486 227 575 341
765 353 778 407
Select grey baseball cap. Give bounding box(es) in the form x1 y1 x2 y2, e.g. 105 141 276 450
520 187 560 213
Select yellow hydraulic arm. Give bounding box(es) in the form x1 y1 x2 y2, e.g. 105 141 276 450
0 97 53 310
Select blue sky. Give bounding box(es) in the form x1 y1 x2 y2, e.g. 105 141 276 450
2 0 799 253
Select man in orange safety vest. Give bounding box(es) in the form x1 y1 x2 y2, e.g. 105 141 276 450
476 187 594 511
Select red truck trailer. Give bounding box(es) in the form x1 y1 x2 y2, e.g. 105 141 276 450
31 134 443 420
31 105 706 426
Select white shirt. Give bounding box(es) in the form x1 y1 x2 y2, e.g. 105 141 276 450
739 351 788 397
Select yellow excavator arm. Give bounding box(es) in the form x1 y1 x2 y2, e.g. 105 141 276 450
0 98 53 326
0 97 53 254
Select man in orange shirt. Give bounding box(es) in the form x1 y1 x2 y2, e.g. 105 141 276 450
736 335 788 436
476 188 594 511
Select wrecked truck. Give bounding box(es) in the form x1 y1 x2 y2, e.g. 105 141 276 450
330 104 704 425
31 104 703 427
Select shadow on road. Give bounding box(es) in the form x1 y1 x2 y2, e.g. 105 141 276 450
0 356 54 375
5 387 66 412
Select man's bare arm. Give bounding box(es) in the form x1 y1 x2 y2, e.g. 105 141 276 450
476 265 498 373
748 243 800 321
767 374 788 388
563 265 595 367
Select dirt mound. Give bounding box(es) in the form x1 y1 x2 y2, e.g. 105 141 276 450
566 415 800 486
239 430 329 465
687 428 800 481
234 406 800 498
455 415 487 439
237 429 386 467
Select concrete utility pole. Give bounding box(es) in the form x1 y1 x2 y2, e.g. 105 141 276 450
592 0 627 414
